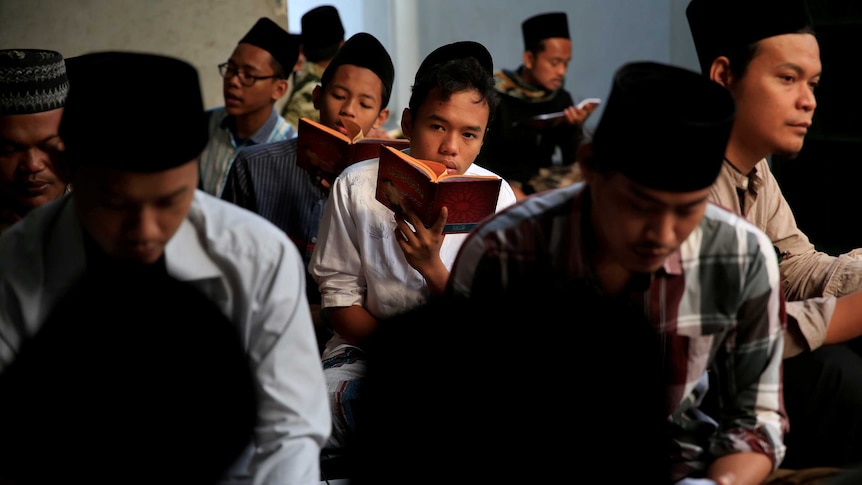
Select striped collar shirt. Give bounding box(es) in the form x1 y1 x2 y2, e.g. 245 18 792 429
199 107 296 197
221 137 327 303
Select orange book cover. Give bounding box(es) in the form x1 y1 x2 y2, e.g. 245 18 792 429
296 117 410 177
375 145 502 234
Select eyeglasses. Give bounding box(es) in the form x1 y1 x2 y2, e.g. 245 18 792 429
218 63 279 87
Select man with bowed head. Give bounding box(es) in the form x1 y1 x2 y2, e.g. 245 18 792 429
448 61 788 485
0 48 70 235
0 51 329 485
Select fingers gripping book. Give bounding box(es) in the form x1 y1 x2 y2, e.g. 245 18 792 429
374 146 502 234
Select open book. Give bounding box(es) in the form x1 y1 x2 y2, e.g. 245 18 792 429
375 146 502 234
296 117 410 179
512 98 601 128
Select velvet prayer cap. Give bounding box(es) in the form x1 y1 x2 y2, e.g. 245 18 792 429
239 17 300 75
0 49 69 115
589 61 735 192
321 32 394 107
59 51 208 173
522 12 570 48
301 5 345 63
687 0 813 74
414 41 493 85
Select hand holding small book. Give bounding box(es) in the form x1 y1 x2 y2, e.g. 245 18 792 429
393 204 449 295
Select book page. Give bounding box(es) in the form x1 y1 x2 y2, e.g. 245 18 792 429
342 117 364 142
298 117 351 144
387 146 447 180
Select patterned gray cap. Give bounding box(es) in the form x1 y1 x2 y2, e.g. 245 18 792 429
0 49 69 115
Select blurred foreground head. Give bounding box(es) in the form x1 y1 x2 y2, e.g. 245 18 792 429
0 270 257 485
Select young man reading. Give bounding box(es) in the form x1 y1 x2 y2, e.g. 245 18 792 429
308 40 517 471
199 17 300 197
221 32 395 352
447 61 787 485
0 51 329 485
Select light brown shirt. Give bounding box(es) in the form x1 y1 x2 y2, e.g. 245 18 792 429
710 158 862 357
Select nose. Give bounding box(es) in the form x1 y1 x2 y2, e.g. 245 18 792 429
18 148 49 174
339 98 357 118
125 206 160 244
556 63 568 78
644 212 676 248
439 131 459 156
799 85 816 113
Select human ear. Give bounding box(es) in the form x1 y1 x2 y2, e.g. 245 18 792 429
709 57 733 88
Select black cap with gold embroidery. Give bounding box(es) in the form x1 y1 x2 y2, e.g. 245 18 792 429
59 51 208 173
588 61 735 192
0 49 69 115
686 0 813 74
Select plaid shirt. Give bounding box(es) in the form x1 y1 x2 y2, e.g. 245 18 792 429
448 182 788 480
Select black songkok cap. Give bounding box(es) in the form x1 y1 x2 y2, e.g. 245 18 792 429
590 61 735 192
687 0 813 74
522 12 570 49
239 17 300 75
414 41 493 85
321 32 395 108
301 5 345 63
0 49 69 115
59 51 208 173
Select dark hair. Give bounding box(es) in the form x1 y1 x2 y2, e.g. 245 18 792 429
408 56 500 127
526 38 548 57
725 26 816 79
267 55 288 79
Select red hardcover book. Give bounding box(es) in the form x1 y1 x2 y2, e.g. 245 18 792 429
295 117 410 181
375 145 502 234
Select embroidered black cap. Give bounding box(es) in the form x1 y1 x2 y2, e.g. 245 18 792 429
0 49 69 115
321 32 395 108
239 17 301 75
686 0 814 74
59 51 208 173
522 12 570 49
589 61 736 192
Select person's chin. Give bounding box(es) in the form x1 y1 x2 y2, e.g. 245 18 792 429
773 142 805 160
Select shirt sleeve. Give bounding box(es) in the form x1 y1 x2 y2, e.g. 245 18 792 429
708 228 788 470
309 172 367 310
247 239 331 485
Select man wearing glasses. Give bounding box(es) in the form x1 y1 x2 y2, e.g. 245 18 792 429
199 17 300 197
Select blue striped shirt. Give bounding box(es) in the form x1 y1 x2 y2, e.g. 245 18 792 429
199 107 296 197
221 137 326 303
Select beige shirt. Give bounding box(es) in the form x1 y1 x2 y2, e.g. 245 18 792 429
710 158 862 357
